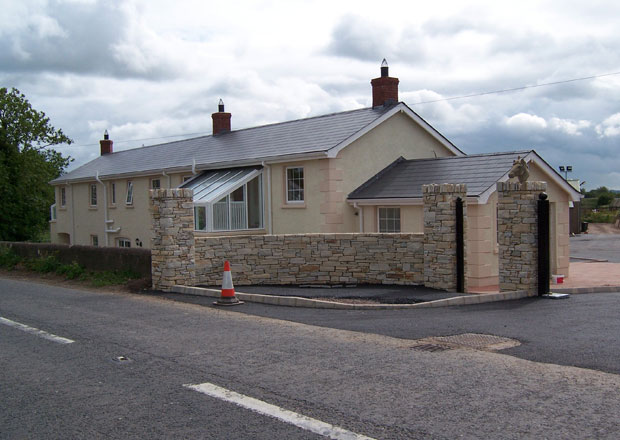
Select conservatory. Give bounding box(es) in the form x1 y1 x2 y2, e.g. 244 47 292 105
181 167 264 232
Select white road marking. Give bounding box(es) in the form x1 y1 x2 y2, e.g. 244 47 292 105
0 317 75 344
184 382 376 440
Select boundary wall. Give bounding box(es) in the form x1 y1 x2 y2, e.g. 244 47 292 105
151 182 549 295
194 233 424 286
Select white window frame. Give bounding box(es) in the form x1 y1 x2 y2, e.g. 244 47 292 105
125 180 133 205
378 207 401 233
50 204 57 221
89 183 97 207
60 187 66 207
117 238 131 248
91 235 99 247
110 182 116 205
151 178 161 190
285 166 304 203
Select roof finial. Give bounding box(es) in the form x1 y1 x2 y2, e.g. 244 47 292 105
218 99 225 112
103 129 109 140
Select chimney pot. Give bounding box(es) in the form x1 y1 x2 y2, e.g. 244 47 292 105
381 58 389 77
100 130 113 155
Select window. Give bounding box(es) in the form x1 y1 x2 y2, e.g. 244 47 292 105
90 184 97 206
50 204 57 221
151 178 161 190
194 174 263 232
117 238 131 248
60 187 66 207
194 206 207 231
125 181 133 205
286 167 304 203
110 183 116 205
91 235 99 247
378 207 401 233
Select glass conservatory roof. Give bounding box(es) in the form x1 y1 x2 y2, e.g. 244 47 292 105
180 166 262 203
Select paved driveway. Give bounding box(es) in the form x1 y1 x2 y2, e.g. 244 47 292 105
570 234 620 262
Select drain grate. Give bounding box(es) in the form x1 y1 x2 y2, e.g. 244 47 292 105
410 343 452 352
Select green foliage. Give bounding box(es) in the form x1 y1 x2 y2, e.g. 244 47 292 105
583 210 618 223
88 269 141 287
0 87 73 241
24 255 62 273
597 193 614 207
0 249 138 286
581 198 598 210
0 247 21 269
584 186 610 198
56 261 86 280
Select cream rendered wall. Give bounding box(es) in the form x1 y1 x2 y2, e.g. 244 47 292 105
50 185 73 244
51 171 192 249
467 193 499 288
338 112 457 232
270 160 324 234
401 206 424 233
70 181 107 246
103 176 153 249
361 206 377 232
527 165 571 278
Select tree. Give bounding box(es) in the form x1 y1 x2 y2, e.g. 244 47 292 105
0 87 73 241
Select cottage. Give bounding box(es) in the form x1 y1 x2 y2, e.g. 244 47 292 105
49 61 580 289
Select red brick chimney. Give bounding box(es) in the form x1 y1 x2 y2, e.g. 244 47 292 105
212 99 231 135
100 130 113 155
371 59 399 107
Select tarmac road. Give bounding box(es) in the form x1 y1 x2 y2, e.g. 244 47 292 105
3 277 620 439
162 289 620 376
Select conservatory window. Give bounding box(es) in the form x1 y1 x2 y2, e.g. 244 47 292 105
188 169 263 232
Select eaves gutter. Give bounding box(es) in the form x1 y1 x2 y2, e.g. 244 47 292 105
346 196 480 206
50 151 329 185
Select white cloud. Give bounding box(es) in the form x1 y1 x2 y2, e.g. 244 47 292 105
549 117 591 136
3 0 620 190
595 113 620 138
504 113 547 130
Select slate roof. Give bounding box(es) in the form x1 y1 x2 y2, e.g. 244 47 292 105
348 151 533 200
51 105 402 184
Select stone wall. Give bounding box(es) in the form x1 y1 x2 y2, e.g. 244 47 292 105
194 233 424 286
423 184 467 291
497 181 547 295
150 189 195 291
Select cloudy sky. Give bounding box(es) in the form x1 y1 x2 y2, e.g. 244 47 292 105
2 0 619 190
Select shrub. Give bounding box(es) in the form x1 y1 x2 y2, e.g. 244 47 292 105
0 247 22 269
56 262 85 280
24 255 62 273
583 210 618 223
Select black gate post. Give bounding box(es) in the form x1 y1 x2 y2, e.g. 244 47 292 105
538 193 550 296
456 197 465 293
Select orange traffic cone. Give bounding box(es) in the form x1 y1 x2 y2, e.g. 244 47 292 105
214 260 243 306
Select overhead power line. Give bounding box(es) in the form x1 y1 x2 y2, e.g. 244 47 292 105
72 70 620 148
410 71 620 105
